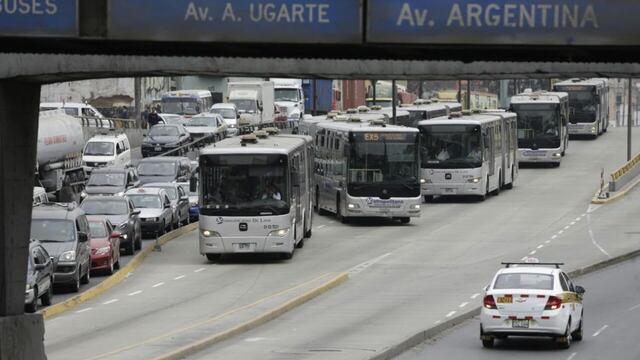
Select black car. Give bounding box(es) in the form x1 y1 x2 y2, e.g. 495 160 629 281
84 167 140 197
141 124 191 157
25 241 54 312
80 195 142 255
137 156 192 185
31 203 92 292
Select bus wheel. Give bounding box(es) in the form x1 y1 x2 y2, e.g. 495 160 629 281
424 195 433 203
505 170 514 190
304 228 312 238
295 238 305 248
492 175 501 196
400 217 410 224
206 253 221 261
336 199 348 224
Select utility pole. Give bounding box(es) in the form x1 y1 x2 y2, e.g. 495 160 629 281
466 80 472 110
312 79 317 116
392 79 397 125
628 78 633 161
134 77 142 127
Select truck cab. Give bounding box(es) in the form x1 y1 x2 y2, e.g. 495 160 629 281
272 78 305 125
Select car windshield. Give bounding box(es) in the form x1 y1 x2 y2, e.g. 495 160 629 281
81 199 128 215
30 219 75 242
88 221 108 238
62 107 79 116
211 109 236 119
230 99 257 113
149 126 180 137
160 115 184 124
161 98 200 115
145 186 177 200
188 117 217 127
200 154 289 216
87 173 126 187
137 162 177 176
511 104 561 149
275 89 300 102
84 142 114 156
493 273 554 290
419 124 482 169
128 195 162 209
349 132 419 184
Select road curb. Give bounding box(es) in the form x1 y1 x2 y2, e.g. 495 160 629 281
40 222 199 320
153 272 349 360
367 248 640 360
591 176 640 204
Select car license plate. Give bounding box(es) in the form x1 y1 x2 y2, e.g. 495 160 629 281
497 296 512 304
154 146 162 151
512 319 530 329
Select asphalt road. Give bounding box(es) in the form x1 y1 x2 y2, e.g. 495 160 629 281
43 128 640 360
396 257 640 360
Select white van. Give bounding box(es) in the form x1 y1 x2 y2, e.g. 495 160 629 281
83 133 131 172
40 102 105 118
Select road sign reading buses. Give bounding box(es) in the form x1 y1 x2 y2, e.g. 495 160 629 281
0 0 77 37
108 0 362 44
367 0 640 46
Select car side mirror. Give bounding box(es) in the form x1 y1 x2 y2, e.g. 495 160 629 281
78 232 89 243
132 209 141 216
164 203 171 209
575 285 586 295
483 285 489 292
34 263 46 271
111 231 122 238
180 196 189 201
189 177 198 193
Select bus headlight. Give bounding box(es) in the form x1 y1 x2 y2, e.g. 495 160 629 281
412 204 421 210
268 228 290 237
591 127 597 133
467 177 481 183
553 153 562 158
347 203 360 209
201 229 221 238
420 179 426 184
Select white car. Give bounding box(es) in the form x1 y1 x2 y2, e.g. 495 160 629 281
480 261 585 349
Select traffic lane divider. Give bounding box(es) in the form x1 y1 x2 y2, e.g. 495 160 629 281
152 272 349 360
592 176 640 204
40 222 199 320
367 249 640 360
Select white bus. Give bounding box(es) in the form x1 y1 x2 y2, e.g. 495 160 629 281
398 101 450 128
304 114 422 224
197 131 313 260
553 78 609 138
161 90 213 118
418 111 518 201
510 91 569 166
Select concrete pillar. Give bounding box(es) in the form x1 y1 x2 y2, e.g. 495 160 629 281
0 81 46 360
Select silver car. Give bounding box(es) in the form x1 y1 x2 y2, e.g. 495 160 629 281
124 187 173 236
141 183 190 229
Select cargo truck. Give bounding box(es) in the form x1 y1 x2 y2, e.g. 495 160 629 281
227 81 275 128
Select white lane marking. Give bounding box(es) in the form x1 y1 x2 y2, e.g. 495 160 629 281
103 299 119 305
570 221 576 225
582 213 588 216
446 311 457 318
586 213 611 258
521 256 528 261
194 268 206 273
317 225 326 229
470 293 481 299
245 337 270 343
567 352 578 360
592 325 609 337
529 250 537 255
434 320 442 325
128 290 142 296
348 253 391 276
152 282 165 288
629 303 640 311
76 308 93 313
537 245 544 249
545 240 551 244
459 302 469 308
551 235 558 240
564 225 571 230
174 275 186 280
576 217 583 222
558 230 564 235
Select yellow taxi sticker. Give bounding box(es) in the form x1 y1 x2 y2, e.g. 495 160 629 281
497 296 512 304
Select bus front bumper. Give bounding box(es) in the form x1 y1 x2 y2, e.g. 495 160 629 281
568 123 598 135
422 183 484 196
199 234 294 255
518 149 562 163
344 196 421 218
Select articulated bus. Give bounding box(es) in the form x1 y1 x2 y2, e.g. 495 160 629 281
553 78 609 138
510 91 569 166
398 101 450 128
197 131 313 260
418 111 518 202
303 114 421 223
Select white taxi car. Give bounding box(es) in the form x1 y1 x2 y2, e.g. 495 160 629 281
480 260 585 349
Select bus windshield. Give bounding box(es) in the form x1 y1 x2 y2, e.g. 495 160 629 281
555 87 597 123
511 104 561 149
200 154 289 216
348 132 419 197
162 98 201 115
420 125 482 169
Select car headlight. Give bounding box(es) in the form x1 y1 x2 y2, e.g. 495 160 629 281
201 229 221 238
467 177 481 183
268 228 290 237
114 191 125 197
95 246 110 256
59 251 76 262
347 203 360 209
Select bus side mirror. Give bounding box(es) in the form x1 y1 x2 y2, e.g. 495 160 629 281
189 176 197 193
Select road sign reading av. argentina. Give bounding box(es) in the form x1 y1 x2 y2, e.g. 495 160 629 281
108 0 362 44
367 0 640 46
0 0 77 37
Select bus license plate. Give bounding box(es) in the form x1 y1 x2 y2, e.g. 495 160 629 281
512 320 529 329
234 243 255 252
445 188 455 194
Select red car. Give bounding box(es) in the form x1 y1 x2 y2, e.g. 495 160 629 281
88 216 122 275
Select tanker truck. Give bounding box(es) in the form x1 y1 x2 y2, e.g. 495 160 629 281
36 110 87 202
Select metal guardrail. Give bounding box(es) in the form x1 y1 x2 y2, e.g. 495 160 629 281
608 152 640 192
78 116 138 129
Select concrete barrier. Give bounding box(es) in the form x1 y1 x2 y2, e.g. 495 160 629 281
608 152 640 192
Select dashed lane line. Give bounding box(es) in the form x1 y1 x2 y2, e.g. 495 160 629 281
537 245 544 249
459 302 469 308
629 304 640 311
152 282 165 288
174 275 186 280
551 235 558 240
103 299 119 305
567 352 578 360
470 293 480 299
194 268 206 273
592 325 609 337
545 240 552 244
529 250 537 255
445 311 456 318
128 290 142 297
76 308 93 314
